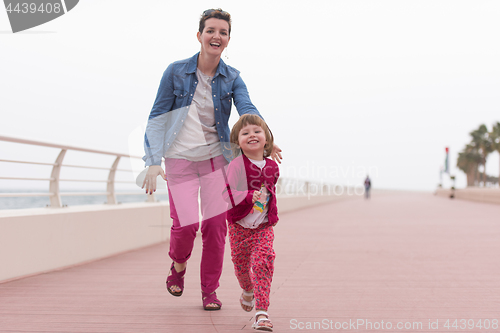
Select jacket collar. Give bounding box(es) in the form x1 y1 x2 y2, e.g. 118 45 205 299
186 52 228 78
242 153 268 169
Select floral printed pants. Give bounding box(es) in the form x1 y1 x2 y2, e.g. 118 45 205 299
228 222 275 311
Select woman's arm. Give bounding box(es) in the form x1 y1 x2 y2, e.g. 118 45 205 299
149 63 176 120
232 75 262 117
142 64 176 193
143 63 176 167
232 74 283 164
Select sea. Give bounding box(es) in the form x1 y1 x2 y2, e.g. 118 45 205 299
0 190 169 210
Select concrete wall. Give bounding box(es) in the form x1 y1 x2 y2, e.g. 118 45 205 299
0 202 170 282
0 193 362 282
435 187 500 205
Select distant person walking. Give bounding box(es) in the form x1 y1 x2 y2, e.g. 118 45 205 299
224 115 279 331
141 9 282 311
364 175 371 199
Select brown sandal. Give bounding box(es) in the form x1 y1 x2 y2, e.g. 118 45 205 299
202 291 222 311
166 262 185 297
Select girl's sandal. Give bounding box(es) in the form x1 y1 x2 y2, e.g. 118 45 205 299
202 291 222 311
166 262 185 297
240 289 255 312
252 311 273 332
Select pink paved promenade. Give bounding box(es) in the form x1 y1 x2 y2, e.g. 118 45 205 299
1 192 499 332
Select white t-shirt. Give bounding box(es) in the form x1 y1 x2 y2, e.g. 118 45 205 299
237 158 270 229
166 68 223 161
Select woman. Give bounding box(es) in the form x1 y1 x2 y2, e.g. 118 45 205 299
142 9 282 310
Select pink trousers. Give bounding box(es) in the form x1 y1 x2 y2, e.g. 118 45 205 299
228 222 275 311
165 155 228 294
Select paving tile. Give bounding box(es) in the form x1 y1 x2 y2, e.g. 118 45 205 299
1 193 499 332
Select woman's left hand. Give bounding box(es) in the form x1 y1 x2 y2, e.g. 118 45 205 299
271 144 283 164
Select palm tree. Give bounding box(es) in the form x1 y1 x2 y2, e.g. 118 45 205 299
490 122 500 182
469 124 493 186
457 144 481 186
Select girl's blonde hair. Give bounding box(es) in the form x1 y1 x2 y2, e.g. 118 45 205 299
229 114 274 158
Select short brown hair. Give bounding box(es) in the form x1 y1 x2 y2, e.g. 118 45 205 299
199 8 231 35
230 114 274 158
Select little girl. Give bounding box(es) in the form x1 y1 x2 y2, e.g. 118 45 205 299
223 114 279 332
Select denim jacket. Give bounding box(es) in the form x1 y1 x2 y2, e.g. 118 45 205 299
143 53 262 166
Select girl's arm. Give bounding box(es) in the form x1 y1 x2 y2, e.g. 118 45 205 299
222 160 254 208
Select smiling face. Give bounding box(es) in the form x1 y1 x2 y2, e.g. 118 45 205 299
238 124 267 160
230 114 274 159
197 18 230 58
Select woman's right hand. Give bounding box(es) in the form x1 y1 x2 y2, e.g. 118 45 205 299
142 165 166 195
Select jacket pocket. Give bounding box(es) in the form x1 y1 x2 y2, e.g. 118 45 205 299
220 90 233 114
173 89 189 108
174 89 189 98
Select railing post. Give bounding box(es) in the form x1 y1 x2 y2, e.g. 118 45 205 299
49 149 66 208
107 156 121 204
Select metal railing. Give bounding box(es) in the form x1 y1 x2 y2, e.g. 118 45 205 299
0 135 154 207
1 135 347 209
277 178 342 197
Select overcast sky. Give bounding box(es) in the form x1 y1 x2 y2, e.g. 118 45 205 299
1 0 499 192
